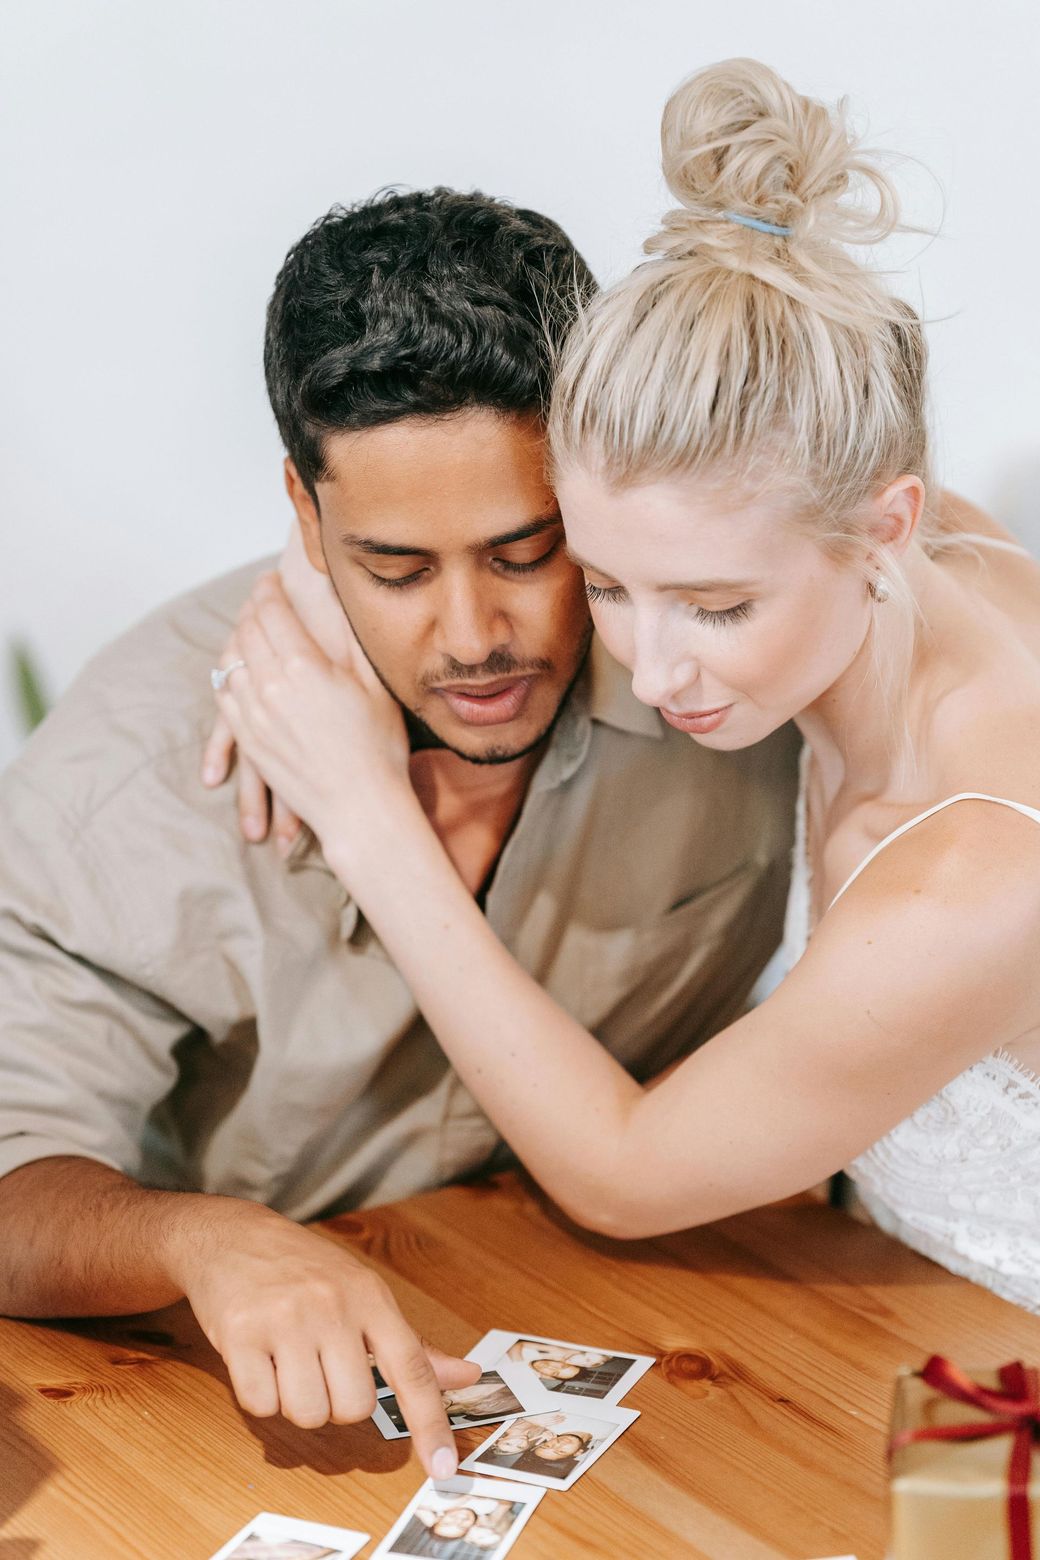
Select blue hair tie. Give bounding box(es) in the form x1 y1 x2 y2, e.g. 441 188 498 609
722 210 793 237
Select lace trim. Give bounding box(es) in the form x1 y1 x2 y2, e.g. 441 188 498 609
991 1048 1040 1098
783 748 1040 1312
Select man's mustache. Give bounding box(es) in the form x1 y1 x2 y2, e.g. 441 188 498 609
421 649 554 688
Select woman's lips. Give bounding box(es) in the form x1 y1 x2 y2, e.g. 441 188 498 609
660 703 733 735
432 675 537 727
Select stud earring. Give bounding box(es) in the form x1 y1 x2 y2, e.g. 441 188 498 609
868 573 891 604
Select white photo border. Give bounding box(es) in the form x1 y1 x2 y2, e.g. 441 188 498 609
371 1474 544 1560
206 1510 369 1560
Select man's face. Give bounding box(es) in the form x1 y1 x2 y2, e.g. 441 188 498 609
535 1433 585 1459
292 410 592 764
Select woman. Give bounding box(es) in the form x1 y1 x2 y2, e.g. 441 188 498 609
211 60 1040 1309
480 1413 566 1457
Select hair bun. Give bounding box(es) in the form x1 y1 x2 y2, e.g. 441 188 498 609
649 57 899 262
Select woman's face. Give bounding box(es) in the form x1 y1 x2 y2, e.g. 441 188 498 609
564 1350 607 1367
495 1428 536 1453
532 1360 580 1380
432 1507 477 1537
557 470 873 750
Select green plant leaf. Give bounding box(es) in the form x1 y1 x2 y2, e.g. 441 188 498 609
9 643 49 733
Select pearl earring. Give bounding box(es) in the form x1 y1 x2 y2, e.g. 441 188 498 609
868 573 891 604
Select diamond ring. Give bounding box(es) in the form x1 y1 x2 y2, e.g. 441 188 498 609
210 659 247 692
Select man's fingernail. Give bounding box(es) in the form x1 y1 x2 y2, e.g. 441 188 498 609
431 1447 456 1480
243 817 262 840
202 766 220 786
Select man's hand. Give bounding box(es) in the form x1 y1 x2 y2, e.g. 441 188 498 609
165 1199 480 1477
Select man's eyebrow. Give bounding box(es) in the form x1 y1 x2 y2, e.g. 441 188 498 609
338 513 562 559
563 546 757 593
337 534 427 558
475 514 562 552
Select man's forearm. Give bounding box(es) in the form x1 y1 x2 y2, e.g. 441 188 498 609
0 1155 268 1318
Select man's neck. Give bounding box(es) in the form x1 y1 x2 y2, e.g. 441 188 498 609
407 744 546 898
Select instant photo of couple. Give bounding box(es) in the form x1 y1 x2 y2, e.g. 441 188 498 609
1 23 1038 1559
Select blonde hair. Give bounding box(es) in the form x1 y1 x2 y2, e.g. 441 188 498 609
548 59 939 756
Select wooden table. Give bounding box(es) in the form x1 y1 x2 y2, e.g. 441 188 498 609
4 1170 1040 1560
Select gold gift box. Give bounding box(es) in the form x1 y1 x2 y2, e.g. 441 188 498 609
889 1366 1039 1560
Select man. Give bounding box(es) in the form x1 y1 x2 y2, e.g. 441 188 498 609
0 188 799 1475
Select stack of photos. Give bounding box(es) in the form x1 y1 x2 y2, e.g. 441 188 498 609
210 1329 653 1559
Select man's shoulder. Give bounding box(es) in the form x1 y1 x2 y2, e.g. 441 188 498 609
2 556 276 833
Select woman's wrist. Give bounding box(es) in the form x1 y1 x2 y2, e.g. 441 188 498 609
320 776 431 890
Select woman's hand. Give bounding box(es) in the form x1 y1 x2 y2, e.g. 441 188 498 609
211 572 412 858
202 521 358 853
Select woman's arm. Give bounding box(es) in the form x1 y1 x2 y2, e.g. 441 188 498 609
215 577 1040 1238
328 777 1040 1236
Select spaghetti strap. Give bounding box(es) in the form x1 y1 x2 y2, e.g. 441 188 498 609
831 792 1040 908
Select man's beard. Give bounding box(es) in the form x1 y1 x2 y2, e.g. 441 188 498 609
356 622 594 767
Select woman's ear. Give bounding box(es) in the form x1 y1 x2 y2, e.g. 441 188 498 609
869 474 926 558
283 459 329 575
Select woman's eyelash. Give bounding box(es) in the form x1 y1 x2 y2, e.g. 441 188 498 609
584 582 626 605
584 583 754 627
694 600 754 626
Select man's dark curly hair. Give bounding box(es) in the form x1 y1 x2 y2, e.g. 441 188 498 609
264 187 598 499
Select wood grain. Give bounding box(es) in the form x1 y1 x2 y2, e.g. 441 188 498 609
2 1171 1040 1559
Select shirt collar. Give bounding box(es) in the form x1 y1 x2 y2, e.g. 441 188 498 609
528 636 663 794
584 635 665 741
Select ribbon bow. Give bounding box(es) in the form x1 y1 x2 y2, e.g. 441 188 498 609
889 1356 1040 1560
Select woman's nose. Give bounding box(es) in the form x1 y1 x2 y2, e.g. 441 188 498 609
629 630 698 711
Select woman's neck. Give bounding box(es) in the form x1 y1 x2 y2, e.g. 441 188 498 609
793 547 982 812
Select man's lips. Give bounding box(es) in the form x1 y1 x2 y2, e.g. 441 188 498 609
430 675 538 727
660 703 733 734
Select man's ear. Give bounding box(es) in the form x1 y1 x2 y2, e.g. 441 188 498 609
869 474 926 559
284 459 329 575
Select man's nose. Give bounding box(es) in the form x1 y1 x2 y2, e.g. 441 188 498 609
436 576 511 667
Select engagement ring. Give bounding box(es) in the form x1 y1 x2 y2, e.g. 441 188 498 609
210 659 247 692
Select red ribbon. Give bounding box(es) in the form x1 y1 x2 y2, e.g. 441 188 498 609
888 1356 1040 1560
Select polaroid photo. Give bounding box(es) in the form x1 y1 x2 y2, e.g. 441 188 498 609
206 1511 369 1560
468 1329 654 1409
371 1369 526 1440
372 1474 543 1560
459 1403 639 1491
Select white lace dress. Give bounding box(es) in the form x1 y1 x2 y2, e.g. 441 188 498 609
781 748 1040 1313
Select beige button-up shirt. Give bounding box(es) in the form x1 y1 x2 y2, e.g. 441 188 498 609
0 561 798 1221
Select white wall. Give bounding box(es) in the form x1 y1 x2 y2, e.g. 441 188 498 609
2 0 1037 764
